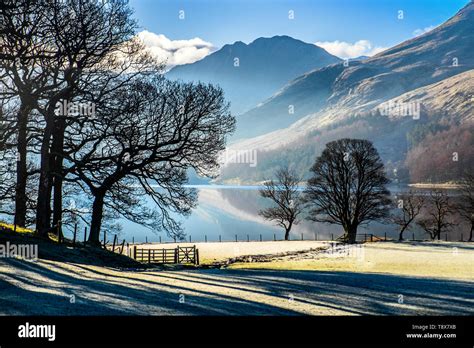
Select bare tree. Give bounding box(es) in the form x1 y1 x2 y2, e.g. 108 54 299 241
392 191 425 241
0 1 56 227
304 139 391 244
259 167 303 240
65 76 234 246
417 190 453 240
457 173 474 241
1 0 156 237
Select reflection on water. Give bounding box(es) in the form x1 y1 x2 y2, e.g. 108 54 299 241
110 185 465 243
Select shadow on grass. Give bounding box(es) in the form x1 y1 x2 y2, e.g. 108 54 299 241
0 259 300 315
1 257 473 315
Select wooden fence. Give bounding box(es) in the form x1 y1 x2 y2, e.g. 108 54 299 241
133 245 199 265
336 233 386 243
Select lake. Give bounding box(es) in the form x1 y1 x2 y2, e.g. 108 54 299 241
101 185 465 244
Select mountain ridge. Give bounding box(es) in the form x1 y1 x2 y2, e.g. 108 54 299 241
166 35 341 115
222 2 474 183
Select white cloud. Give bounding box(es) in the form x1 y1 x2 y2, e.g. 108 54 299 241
412 25 436 37
314 40 387 59
137 30 215 68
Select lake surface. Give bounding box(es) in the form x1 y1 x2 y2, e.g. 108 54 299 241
99 185 465 244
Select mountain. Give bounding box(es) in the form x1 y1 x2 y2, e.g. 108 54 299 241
166 35 341 115
221 2 474 183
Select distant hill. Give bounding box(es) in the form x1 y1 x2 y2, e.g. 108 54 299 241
221 2 474 184
166 35 341 115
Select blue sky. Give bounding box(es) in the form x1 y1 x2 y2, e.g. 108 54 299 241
129 0 470 62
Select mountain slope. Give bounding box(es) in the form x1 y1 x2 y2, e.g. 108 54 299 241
166 35 341 115
234 2 474 140
223 2 474 183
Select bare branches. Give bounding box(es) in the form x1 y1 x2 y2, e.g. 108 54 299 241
259 167 303 240
417 190 454 240
456 173 474 241
61 74 234 245
392 191 425 240
304 138 391 243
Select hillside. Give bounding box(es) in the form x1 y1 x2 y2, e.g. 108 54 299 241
221 2 474 183
166 35 341 115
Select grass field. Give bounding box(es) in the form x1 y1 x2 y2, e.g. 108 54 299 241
1 240 473 315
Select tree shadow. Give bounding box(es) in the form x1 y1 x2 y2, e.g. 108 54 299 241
0 259 300 315
1 258 473 315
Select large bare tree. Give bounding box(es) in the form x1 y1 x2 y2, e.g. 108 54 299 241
259 167 303 240
0 1 57 227
304 138 391 244
0 0 155 238
65 76 235 246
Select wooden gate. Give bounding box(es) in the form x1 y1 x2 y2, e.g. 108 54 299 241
133 245 199 265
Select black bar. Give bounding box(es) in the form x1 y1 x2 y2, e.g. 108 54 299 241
0 316 472 346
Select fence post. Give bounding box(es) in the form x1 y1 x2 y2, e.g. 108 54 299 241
195 248 200 266
364 234 367 242
260 234 262 242
133 246 137 260
205 235 207 243
148 249 151 263
235 234 237 242
189 235 192 243
132 236 134 244
84 227 87 245
174 248 178 263
247 235 249 242
219 235 221 242
371 234 373 242
384 232 387 241
146 236 148 244
159 236 162 243
103 229 106 247
112 234 117 252
412 233 415 241
331 233 334 241
445 233 448 241
274 234 276 241
174 237 176 243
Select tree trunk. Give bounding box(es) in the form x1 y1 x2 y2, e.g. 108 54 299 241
14 102 30 227
35 120 53 238
35 96 67 238
51 117 66 237
346 225 358 244
398 226 407 241
284 220 293 240
88 194 105 247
